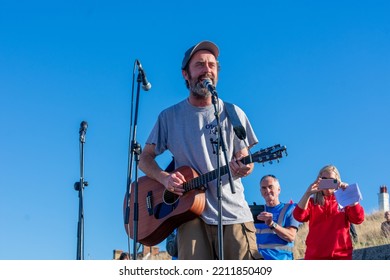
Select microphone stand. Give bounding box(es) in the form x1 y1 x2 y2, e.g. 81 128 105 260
124 61 144 260
210 91 236 261
74 121 88 260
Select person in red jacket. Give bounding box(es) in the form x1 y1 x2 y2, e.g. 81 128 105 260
293 164 365 260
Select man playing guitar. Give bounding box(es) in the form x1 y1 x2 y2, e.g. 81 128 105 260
137 40 263 260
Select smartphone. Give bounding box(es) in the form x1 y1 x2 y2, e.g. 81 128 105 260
319 178 338 189
249 204 265 223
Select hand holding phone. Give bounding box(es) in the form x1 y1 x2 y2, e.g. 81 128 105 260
319 178 339 189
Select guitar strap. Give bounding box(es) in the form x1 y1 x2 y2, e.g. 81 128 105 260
224 102 247 141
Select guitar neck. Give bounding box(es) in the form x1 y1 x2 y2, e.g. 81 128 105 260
183 155 252 192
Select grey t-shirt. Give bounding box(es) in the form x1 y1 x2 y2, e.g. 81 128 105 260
146 98 258 225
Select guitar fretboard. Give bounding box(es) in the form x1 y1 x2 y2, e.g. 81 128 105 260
181 144 285 193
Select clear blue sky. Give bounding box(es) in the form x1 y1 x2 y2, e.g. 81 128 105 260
1 0 389 260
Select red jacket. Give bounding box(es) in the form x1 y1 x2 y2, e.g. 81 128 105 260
293 194 364 260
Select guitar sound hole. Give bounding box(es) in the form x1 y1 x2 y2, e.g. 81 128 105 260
163 190 180 205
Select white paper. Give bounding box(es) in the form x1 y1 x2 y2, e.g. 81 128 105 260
334 183 363 208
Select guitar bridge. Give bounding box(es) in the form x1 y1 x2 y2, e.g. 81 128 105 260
146 191 153 216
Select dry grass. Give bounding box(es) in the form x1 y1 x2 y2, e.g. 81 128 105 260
293 211 390 259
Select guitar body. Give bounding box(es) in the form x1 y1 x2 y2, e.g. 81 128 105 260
124 166 206 246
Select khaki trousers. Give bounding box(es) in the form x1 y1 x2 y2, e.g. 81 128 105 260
177 217 263 260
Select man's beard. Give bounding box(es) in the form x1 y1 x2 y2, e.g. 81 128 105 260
188 73 215 98
190 81 210 98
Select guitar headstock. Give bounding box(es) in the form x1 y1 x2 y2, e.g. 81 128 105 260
251 144 287 165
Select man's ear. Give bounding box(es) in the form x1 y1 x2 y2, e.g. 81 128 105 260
182 69 189 80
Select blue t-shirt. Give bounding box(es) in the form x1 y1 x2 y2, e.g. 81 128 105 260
255 203 300 260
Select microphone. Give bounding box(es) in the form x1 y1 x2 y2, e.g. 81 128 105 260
202 79 217 96
79 121 88 143
136 60 152 91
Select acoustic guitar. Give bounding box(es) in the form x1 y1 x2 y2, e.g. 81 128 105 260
124 144 287 246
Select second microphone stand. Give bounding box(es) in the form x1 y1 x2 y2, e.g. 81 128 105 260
75 121 88 260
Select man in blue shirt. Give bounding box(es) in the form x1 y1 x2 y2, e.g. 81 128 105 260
255 175 300 260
